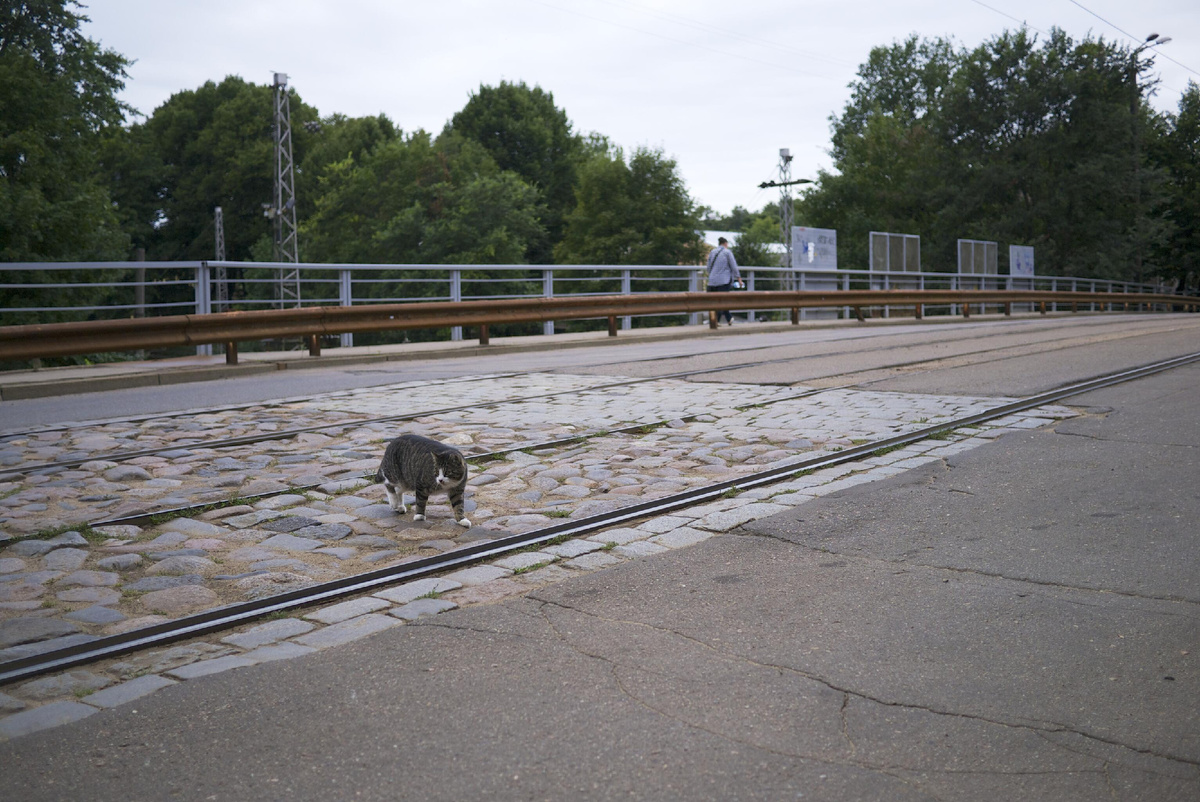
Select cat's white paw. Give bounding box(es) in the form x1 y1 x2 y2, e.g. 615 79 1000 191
413 513 425 521
457 517 472 528
395 504 407 514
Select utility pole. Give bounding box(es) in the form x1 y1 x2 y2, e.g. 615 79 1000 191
777 148 793 272
1129 33 1170 285
266 71 300 308
213 206 228 312
758 149 814 290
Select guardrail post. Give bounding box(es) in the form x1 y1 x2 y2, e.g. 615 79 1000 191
798 270 806 322
339 268 354 348
608 315 618 337
451 269 463 341
689 271 702 325
621 269 632 330
843 272 851 320
479 324 489 345
542 269 554 336
195 263 213 357
746 271 756 323
225 341 238 365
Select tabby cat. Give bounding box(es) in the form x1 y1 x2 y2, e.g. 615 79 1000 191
374 434 471 527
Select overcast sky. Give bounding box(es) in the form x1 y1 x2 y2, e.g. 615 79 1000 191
81 0 1199 217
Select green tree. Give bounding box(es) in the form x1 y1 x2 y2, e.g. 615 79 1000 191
801 29 1175 281
732 215 781 268
299 112 399 204
301 129 545 267
555 144 700 265
701 205 759 232
0 0 130 261
446 81 583 263
1152 81 1200 288
105 76 320 262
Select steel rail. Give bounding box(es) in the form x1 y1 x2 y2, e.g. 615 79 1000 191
2 289 1193 364
13 352 842 473
2 310 1177 447
69 386 832 530
82 415 709 529
4 351 1198 685
12 304 1175 472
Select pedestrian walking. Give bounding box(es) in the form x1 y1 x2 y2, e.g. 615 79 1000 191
706 236 742 326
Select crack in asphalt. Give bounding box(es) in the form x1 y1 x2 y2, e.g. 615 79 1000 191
519 596 1198 779
746 527 1200 607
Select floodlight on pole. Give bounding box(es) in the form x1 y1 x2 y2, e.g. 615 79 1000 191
1129 32 1171 283
270 71 300 307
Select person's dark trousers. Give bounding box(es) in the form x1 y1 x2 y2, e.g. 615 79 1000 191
707 283 734 324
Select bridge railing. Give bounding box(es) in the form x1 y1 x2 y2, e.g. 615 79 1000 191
1 287 1193 366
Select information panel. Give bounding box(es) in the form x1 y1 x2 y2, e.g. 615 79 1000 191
1009 245 1035 278
792 226 838 270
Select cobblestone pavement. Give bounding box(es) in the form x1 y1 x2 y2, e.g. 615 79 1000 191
0 372 1074 740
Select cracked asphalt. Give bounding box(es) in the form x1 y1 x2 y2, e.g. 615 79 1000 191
1 333 1197 800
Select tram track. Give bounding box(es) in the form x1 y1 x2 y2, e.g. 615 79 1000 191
4 350 1197 686
0 313 1160 443
7 314 1194 474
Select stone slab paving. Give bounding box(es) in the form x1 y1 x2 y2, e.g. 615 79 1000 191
0 371 1077 740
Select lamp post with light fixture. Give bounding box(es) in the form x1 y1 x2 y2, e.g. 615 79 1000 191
1130 33 1170 283
759 149 814 287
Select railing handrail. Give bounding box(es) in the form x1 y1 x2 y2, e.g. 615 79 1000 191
2 289 1193 365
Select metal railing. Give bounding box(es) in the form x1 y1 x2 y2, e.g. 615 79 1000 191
0 288 1193 366
0 261 1186 361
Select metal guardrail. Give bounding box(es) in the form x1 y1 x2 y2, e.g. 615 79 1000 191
1 289 1193 365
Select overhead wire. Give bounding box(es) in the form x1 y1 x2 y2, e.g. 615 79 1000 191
1065 0 1197 77
523 0 843 80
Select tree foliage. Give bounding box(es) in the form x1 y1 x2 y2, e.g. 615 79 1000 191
555 144 700 265
0 0 130 260
108 76 320 261
1152 82 1200 286
301 130 545 267
801 29 1190 282
446 81 582 263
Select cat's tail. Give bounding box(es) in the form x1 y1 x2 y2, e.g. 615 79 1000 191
373 467 383 484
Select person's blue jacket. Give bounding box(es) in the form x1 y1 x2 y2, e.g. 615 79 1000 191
706 246 741 286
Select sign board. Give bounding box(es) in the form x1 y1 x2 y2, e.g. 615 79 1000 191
792 226 838 270
869 231 920 273
957 239 998 275
1009 245 1035 278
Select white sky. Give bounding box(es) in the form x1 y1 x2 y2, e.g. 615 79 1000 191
82 0 1199 217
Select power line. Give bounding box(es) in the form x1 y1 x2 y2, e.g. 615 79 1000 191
972 0 1198 80
592 0 856 69
966 0 1049 36
1065 0 1138 41
523 0 843 80
1066 0 1199 78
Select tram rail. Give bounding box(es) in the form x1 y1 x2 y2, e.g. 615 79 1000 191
4 351 1197 685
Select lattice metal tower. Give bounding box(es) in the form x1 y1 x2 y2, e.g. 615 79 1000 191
270 72 300 307
777 148 794 275
213 206 228 311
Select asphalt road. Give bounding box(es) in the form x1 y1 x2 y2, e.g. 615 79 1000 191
0 321 1196 800
4 314 1199 430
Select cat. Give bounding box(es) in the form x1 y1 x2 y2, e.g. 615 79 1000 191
374 434 471 527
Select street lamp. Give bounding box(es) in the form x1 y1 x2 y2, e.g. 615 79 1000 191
1129 32 1171 283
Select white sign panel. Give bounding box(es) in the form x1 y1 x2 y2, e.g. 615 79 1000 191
1009 245 1035 278
792 226 838 269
